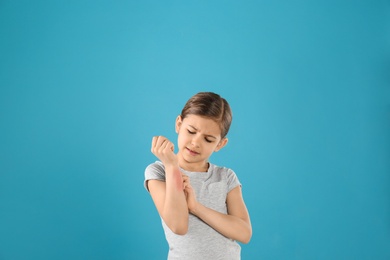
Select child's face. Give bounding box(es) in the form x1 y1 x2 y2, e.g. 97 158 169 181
175 114 227 171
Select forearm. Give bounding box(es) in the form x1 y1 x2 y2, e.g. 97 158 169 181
162 165 189 234
191 203 252 243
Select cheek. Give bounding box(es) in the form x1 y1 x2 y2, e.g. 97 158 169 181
205 144 217 152
177 134 186 147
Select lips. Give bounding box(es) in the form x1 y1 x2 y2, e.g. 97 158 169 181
186 147 199 156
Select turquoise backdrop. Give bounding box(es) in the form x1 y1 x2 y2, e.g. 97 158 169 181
0 1 389 259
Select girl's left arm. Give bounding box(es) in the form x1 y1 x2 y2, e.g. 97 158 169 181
185 184 252 244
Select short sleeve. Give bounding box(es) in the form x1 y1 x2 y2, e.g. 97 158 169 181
144 161 166 192
226 168 241 192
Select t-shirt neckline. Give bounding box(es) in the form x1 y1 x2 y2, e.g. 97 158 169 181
180 162 212 174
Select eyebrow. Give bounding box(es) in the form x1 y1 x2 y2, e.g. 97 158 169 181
188 125 217 139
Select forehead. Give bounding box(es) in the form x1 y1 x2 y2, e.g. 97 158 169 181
182 115 221 136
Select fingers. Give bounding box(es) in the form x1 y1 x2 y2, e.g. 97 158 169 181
151 136 174 153
182 174 194 192
151 136 178 166
182 174 189 189
152 136 166 150
151 136 159 150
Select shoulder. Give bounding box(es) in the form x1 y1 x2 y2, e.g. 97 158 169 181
145 161 165 172
209 163 241 191
144 161 165 191
209 163 236 177
145 161 166 179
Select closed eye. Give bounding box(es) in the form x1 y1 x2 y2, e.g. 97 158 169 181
187 129 196 134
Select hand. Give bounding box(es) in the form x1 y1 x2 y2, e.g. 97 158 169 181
151 136 178 167
182 174 198 214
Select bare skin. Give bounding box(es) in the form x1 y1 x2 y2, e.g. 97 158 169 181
147 115 252 243
149 136 188 235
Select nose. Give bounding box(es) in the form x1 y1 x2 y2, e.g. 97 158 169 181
191 134 201 147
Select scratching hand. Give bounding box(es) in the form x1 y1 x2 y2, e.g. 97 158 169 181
182 174 198 214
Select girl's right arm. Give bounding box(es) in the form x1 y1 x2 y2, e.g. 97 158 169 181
147 136 189 235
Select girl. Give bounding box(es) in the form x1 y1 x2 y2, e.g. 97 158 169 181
144 92 252 260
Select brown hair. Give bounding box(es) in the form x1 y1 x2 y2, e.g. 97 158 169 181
180 92 232 139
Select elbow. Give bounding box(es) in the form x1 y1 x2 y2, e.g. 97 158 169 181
241 234 252 244
166 218 189 235
239 228 252 244
170 225 188 235
162 210 189 235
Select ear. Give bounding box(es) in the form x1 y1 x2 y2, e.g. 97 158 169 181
175 115 182 133
214 137 228 152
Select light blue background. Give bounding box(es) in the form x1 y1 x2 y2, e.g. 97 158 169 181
1 1 389 259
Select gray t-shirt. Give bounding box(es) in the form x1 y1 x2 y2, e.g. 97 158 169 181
144 161 242 260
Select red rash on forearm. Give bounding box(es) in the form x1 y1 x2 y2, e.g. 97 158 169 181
172 168 183 191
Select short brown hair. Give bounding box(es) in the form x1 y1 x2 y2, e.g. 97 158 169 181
180 92 232 139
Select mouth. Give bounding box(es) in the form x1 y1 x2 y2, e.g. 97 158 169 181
186 147 199 156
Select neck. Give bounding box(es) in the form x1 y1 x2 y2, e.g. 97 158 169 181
178 157 209 172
